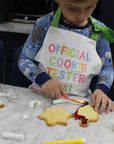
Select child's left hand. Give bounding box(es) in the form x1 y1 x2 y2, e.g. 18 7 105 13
91 89 114 114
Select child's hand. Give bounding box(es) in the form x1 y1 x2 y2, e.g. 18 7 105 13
91 89 114 114
42 79 69 99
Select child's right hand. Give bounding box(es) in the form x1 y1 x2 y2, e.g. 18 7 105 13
42 79 69 99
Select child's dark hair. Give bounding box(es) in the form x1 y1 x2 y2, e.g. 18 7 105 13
66 0 98 2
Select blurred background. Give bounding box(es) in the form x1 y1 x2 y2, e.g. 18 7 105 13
0 0 114 99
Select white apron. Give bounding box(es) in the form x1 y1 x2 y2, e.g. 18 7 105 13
34 26 102 97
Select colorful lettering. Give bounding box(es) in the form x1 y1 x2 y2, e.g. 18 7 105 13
86 53 90 61
46 67 86 84
46 43 89 85
48 44 56 53
70 49 76 58
48 44 90 62
66 47 70 56
52 69 58 78
49 56 56 65
61 46 67 55
58 70 65 79
47 67 53 75
66 72 73 81
57 58 64 67
55 45 61 54
79 51 85 61
64 59 71 69
78 74 85 83
81 63 86 72
71 61 78 71
72 73 78 82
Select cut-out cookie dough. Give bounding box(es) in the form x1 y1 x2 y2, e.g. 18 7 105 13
29 100 42 108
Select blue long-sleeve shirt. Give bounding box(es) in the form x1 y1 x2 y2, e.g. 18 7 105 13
18 12 114 95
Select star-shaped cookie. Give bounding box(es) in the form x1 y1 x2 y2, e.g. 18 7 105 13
38 106 73 126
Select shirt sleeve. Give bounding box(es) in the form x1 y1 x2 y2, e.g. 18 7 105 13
95 34 114 94
18 14 53 85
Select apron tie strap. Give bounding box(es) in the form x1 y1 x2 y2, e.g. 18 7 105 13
90 16 114 43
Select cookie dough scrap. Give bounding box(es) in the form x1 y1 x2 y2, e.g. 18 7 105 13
0 102 4 108
38 106 73 126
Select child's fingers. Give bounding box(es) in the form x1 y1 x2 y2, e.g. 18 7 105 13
54 87 61 99
99 98 107 114
59 84 69 98
43 87 50 97
106 100 114 113
91 94 96 107
94 97 102 112
50 88 56 98
42 79 68 98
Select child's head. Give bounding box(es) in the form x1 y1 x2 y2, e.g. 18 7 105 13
55 0 98 26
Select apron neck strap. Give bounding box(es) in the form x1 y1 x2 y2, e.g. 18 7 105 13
51 7 61 27
51 8 114 43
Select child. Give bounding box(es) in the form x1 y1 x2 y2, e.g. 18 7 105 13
18 0 114 114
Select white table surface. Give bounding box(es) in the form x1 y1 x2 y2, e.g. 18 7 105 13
0 84 114 144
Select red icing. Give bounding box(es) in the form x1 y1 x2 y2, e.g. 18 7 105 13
74 107 88 125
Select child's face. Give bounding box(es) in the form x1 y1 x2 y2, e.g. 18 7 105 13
55 0 98 26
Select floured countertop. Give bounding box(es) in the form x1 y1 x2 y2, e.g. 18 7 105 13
0 84 114 144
